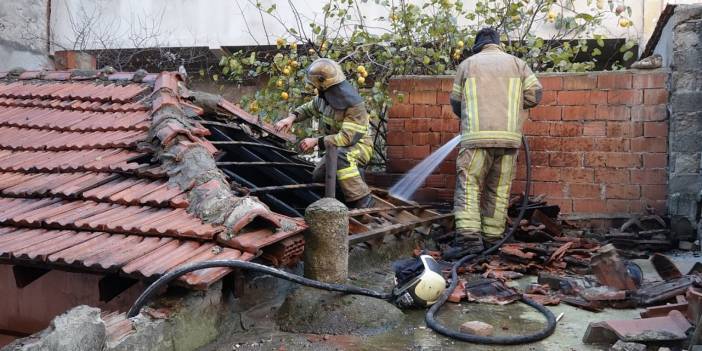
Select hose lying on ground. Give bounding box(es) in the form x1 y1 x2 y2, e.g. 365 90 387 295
425 136 557 344
128 137 556 345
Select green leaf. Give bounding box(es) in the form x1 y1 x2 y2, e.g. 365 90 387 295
623 51 634 61
575 13 593 21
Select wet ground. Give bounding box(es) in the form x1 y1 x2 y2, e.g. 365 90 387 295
199 251 700 351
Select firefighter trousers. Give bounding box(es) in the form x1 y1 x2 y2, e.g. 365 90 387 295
312 143 373 202
454 147 518 239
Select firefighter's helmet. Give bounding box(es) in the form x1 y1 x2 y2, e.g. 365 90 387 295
305 58 346 91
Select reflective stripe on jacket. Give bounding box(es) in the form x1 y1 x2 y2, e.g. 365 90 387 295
294 96 374 156
450 44 542 148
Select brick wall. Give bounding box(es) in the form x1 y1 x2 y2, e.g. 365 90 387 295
371 71 669 217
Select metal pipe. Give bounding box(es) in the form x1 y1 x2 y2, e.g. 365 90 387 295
325 144 337 198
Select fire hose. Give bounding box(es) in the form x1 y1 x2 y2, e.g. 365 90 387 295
128 137 556 345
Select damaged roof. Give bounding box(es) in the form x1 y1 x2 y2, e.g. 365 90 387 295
0 69 305 289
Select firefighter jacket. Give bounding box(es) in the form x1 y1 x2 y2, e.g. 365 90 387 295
293 96 374 153
450 44 543 149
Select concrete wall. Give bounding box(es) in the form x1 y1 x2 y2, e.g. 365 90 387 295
370 71 669 219
667 4 702 238
0 0 52 71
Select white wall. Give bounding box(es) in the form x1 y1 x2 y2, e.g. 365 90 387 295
0 0 53 71
49 0 665 52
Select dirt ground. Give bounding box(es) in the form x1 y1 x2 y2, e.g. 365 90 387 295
198 251 702 351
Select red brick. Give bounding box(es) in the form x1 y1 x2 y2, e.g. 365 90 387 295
641 185 667 201
388 159 415 173
410 91 437 104
562 106 596 120
387 145 404 159
631 105 667 122
631 137 667 153
584 153 607 168
413 105 428 118
606 184 640 199
405 145 431 159
643 122 668 137
591 91 608 104
511 180 526 193
573 199 607 213
570 183 601 199
563 75 597 90
405 119 431 132
539 76 563 90
550 123 582 136
388 103 414 118
595 169 630 184
389 78 413 91
607 199 630 213
523 121 551 136
549 152 581 167
593 138 629 152
390 90 409 104
583 122 606 136
437 160 456 173
425 174 446 188
633 73 667 89
607 122 643 137
530 106 562 120
562 137 594 152
441 78 454 92
526 151 550 166
386 131 406 146
532 181 565 198
426 105 442 118
437 92 450 105
541 91 557 105
415 78 442 91
550 198 573 213
630 169 667 185
442 119 459 133
597 73 632 89
607 153 642 168
558 91 591 105
596 105 630 121
527 137 562 151
428 132 442 145
562 167 594 183
608 90 642 105
532 167 561 181
643 153 667 168
644 89 668 105
387 118 405 130
412 132 431 145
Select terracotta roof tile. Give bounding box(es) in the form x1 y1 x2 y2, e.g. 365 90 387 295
0 71 303 289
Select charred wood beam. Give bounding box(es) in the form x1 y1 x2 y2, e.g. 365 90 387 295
216 161 314 169
99 274 138 303
210 127 319 202
348 205 431 217
12 265 50 288
223 169 302 217
210 141 298 154
250 183 325 194
348 213 453 244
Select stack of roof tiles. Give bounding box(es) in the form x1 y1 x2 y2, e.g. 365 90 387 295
0 69 304 289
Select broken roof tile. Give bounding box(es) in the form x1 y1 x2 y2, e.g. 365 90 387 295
0 71 306 289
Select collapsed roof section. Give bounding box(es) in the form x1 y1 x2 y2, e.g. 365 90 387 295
0 69 305 289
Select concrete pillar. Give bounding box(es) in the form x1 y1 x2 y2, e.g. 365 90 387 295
303 198 348 283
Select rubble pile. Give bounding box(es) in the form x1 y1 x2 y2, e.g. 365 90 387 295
419 194 702 349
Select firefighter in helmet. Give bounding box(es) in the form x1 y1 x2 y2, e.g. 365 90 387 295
446 28 543 258
275 58 375 209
